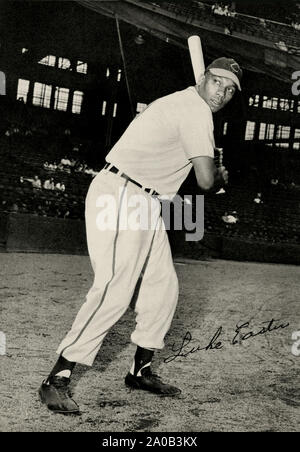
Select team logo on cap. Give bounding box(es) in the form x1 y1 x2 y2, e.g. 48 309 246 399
230 62 240 73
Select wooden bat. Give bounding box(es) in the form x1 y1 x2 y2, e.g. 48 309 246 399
187 35 205 84
188 36 225 188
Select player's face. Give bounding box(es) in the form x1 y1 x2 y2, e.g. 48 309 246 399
199 72 236 112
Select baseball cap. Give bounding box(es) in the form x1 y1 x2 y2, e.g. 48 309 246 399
206 57 242 91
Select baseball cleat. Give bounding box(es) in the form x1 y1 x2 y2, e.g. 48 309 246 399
125 367 181 397
39 376 80 414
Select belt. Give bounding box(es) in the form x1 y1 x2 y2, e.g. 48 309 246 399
104 163 159 196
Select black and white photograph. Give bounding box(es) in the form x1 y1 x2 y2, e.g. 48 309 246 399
0 0 299 435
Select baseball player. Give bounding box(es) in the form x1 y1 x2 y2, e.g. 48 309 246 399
39 57 242 414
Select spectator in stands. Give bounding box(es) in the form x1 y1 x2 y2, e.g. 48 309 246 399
12 124 20 135
73 143 83 153
75 163 84 173
19 203 29 214
43 162 49 170
10 202 19 214
212 3 235 18
61 156 72 166
259 18 267 28
292 21 300 31
43 177 55 190
20 175 42 190
55 182 66 192
49 178 55 190
275 41 288 52
213 3 226 15
222 211 238 224
84 167 98 177
48 162 58 171
32 175 42 190
254 193 263 204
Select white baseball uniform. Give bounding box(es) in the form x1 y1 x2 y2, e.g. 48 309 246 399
56 86 215 366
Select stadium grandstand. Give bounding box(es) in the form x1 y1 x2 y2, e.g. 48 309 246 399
0 0 299 263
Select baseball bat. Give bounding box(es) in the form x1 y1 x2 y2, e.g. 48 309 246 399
187 35 205 84
188 36 225 191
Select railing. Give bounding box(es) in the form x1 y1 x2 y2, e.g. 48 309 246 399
143 1 300 51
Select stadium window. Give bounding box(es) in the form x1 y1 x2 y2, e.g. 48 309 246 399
245 121 255 140
136 103 147 114
259 123 275 140
54 87 69 112
262 96 278 110
17 79 30 103
293 129 300 150
102 101 107 116
279 98 294 112
72 91 84 114
275 142 289 149
248 95 260 107
77 61 88 74
262 96 270 109
259 123 266 140
58 57 71 70
113 103 118 118
38 55 56 67
0 71 5 96
266 124 275 140
223 122 228 135
276 125 290 139
32 82 52 108
117 69 122 82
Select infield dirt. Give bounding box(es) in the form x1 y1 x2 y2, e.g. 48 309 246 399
0 253 299 432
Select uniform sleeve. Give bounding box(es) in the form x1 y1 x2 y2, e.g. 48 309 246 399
178 103 215 160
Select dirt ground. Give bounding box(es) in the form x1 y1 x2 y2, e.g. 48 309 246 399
0 252 299 432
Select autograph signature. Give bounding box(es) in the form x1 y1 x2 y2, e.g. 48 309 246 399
164 318 290 363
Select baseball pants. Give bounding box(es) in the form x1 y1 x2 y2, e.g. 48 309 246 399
56 169 179 366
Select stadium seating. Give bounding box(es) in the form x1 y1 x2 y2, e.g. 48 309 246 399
1 129 300 247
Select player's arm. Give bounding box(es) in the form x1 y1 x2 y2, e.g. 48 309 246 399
190 156 228 191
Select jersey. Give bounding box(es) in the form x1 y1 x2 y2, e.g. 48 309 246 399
106 86 215 197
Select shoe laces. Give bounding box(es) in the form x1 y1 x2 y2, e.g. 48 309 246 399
141 367 161 381
49 376 72 395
